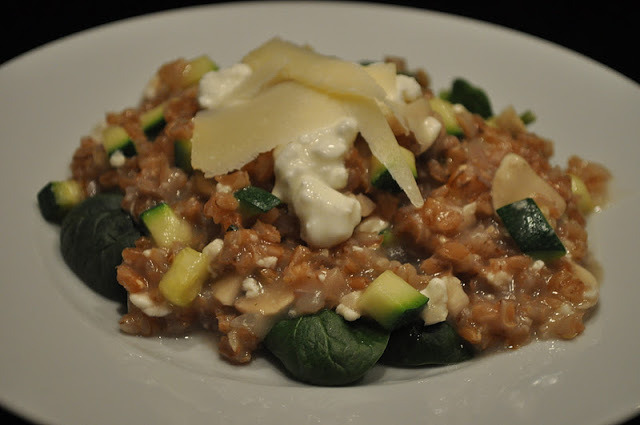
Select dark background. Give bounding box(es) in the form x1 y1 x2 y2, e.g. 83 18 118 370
3 0 638 84
1 1 638 424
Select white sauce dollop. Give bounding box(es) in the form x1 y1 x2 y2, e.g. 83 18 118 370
272 118 361 248
198 63 253 110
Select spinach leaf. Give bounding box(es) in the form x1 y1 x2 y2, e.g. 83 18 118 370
60 193 141 302
381 320 474 366
264 309 389 386
442 78 493 119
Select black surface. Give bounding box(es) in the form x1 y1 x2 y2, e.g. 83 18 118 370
2 1 638 424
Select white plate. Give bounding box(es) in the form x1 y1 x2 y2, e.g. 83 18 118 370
1 2 639 424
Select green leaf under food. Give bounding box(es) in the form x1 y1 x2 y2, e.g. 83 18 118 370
60 193 142 302
381 320 475 366
446 78 493 119
264 309 390 386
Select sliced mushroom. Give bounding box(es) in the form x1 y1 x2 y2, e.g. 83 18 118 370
211 273 244 306
491 153 566 216
235 287 294 315
570 261 599 309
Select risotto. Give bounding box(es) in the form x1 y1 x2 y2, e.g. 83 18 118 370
38 38 610 385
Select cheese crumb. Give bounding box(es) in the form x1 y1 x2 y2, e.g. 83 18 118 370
336 291 362 321
129 292 171 317
242 277 262 298
109 150 126 168
420 277 449 325
198 63 252 110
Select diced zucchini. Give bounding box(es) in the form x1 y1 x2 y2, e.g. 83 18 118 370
140 104 166 140
358 270 428 330
234 186 282 216
429 97 463 136
140 202 193 248
181 55 219 87
174 139 193 173
370 146 417 192
37 179 85 223
569 173 595 215
102 125 136 157
496 198 567 261
158 247 209 307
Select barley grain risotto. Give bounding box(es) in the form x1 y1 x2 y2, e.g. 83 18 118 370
37 38 610 385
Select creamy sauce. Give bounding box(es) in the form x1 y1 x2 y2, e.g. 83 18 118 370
272 118 362 248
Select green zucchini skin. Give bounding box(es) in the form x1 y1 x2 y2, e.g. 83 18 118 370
370 146 417 193
102 125 136 157
141 105 166 140
139 202 194 248
358 270 428 331
174 139 193 173
234 186 282 216
497 198 566 260
37 180 85 223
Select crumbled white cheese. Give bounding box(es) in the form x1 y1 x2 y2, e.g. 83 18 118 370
412 115 442 152
485 270 512 289
202 238 224 276
198 63 252 110
256 256 278 269
202 238 224 259
109 150 126 168
461 201 477 228
531 260 545 272
420 277 449 325
129 292 171 317
215 183 232 194
443 275 469 317
272 118 362 248
336 291 362 321
241 277 262 298
395 74 423 103
336 304 361 322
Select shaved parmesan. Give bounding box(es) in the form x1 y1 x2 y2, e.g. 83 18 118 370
192 38 425 208
362 61 410 136
404 96 438 152
192 81 349 177
362 62 398 98
346 96 424 207
242 38 388 102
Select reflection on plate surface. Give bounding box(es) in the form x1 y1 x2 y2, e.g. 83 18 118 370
0 2 639 425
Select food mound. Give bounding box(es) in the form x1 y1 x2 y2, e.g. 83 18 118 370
38 38 610 386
